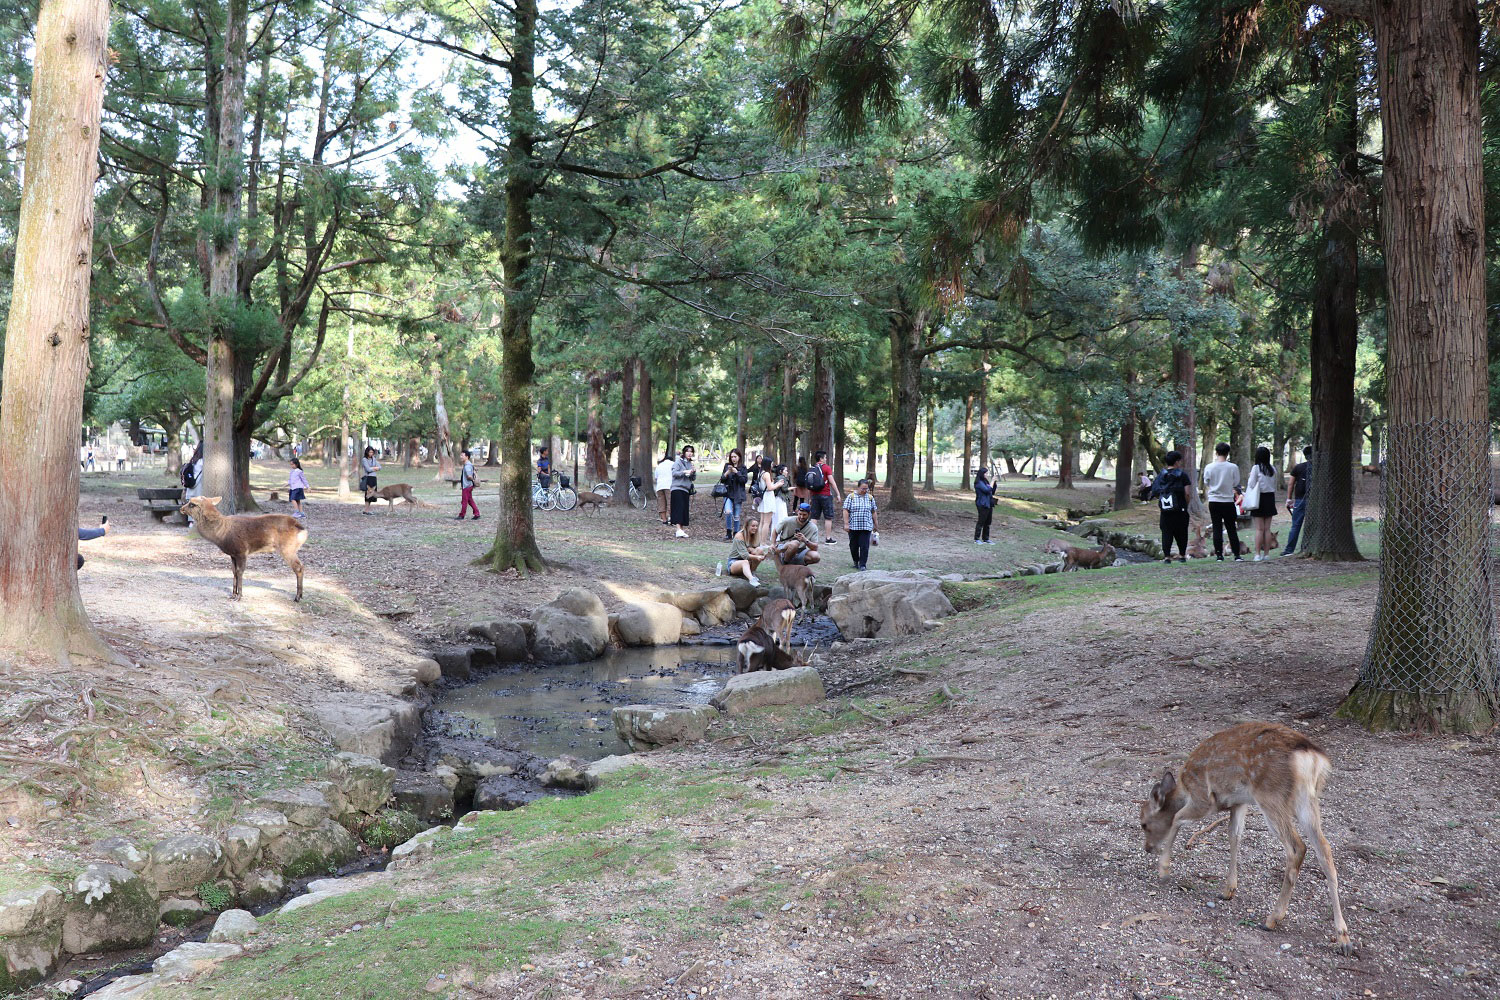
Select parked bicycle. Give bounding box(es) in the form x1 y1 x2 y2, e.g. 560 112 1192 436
587 476 647 509
532 475 578 511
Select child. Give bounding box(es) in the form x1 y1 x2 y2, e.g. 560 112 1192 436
288 458 309 518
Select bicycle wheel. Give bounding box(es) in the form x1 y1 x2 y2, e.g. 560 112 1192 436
629 485 647 509
591 482 614 497
555 487 578 511
541 490 558 511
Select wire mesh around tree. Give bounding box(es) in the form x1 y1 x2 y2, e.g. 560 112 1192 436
1357 418 1500 697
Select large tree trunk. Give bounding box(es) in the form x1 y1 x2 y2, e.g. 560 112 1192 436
485 437 499 466
1232 395 1253 482
1056 402 1076 490
811 345 835 460
922 397 935 490
613 358 635 506
480 0 543 573
779 360 795 465
1114 405 1136 509
736 343 750 458
434 377 454 482
202 0 248 513
834 401 846 491
978 353 990 469
586 373 609 482
1084 438 1105 479
1341 0 1495 733
885 298 924 512
865 404 878 485
635 361 653 473
960 392 974 491
0 0 112 661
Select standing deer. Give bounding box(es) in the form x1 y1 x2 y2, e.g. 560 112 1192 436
768 543 816 613
1139 721 1353 955
181 496 308 601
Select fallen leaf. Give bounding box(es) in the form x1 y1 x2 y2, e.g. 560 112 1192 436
1121 912 1164 928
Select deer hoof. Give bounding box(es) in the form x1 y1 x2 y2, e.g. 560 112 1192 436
1218 888 1236 901
1259 917 1281 932
1332 937 1356 957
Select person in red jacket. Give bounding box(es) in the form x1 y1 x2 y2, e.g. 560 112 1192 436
808 449 842 542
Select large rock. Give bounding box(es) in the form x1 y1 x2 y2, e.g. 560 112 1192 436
236 807 290 839
470 619 529 663
472 774 543 812
431 646 472 682
614 600 683 646
235 870 284 908
150 835 224 894
207 909 258 944
724 577 763 611
583 755 639 786
92 837 149 874
61 864 158 954
280 872 393 916
157 896 212 928
388 827 447 870
541 755 593 791
362 808 426 850
711 666 826 716
612 704 718 750
305 692 421 764
152 941 243 980
325 752 396 816
0 885 63 992
261 820 358 879
222 825 262 878
255 787 332 828
530 589 609 664
825 570 955 640
391 771 456 824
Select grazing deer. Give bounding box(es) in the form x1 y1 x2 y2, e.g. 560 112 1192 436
1140 721 1353 955
181 496 307 601
1232 531 1278 558
1062 542 1116 571
768 544 816 612
364 483 427 513
735 600 808 673
1360 463 1382 476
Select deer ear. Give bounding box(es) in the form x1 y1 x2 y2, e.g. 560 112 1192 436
1152 769 1177 804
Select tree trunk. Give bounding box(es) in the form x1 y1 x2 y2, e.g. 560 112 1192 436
1056 402 1075 490
164 417 184 478
1002 451 1018 475
779 360 794 465
1341 0 1495 733
635 361 653 472
1114 391 1136 509
978 353 990 469
920 397 934 490
865 404 878 485
834 401 846 491
1369 422 1381 465
0 0 113 661
586 374 609 482
613 357 635 506
1232 395 1253 483
1171 342 1197 476
202 0 248 513
736 343 750 458
434 377 454 482
960 392 974 490
811 345 834 459
1084 440 1105 479
485 437 499 466
885 298 924 512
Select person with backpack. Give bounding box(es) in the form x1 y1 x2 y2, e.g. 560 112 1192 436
1282 445 1311 555
1244 445 1278 560
807 449 842 542
973 466 997 543
181 442 204 499
456 451 480 520
1150 450 1196 563
793 456 811 511
718 448 748 541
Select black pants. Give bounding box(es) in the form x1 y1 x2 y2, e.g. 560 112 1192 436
975 505 993 541
1160 510 1189 559
848 529 871 568
1208 501 1241 557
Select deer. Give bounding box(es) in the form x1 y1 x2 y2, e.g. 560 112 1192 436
768 542 816 613
180 496 307 602
1062 542 1116 571
735 599 806 673
1232 531 1278 558
363 483 428 513
575 490 609 513
1139 721 1353 955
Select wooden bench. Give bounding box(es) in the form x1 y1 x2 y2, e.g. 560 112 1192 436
137 487 187 523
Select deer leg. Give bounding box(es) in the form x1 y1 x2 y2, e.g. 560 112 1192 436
1262 809 1306 931
1300 796 1354 954
286 550 304 601
230 555 245 600
1222 804 1248 900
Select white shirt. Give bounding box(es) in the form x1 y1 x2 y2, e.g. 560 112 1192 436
1203 460 1241 503
1245 465 1277 499
653 460 674 492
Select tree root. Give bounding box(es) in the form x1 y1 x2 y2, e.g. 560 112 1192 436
1336 682 1497 734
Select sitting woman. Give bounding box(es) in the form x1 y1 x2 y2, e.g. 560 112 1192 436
717 516 767 582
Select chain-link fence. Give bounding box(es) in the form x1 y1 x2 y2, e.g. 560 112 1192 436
1358 418 1500 697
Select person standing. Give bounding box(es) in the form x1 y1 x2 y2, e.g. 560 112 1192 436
842 478 878 570
653 452 674 524
755 457 785 538
1244 445 1278 561
809 449 843 543
973 466 996 544
1202 443 1244 562
457 451 480 520
287 458 309 518
719 449 748 541
670 445 697 538
360 446 381 514
1150 450 1195 563
115 444 127 471
1282 446 1311 555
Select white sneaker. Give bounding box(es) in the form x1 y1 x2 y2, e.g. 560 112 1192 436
1254 553 1264 562
975 539 985 545
714 562 723 577
675 529 688 538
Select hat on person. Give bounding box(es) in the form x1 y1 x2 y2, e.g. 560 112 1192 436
798 502 811 511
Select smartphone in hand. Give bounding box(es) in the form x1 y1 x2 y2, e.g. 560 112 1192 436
100 515 108 525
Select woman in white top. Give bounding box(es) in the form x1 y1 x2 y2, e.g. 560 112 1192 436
755 457 787 538
1244 446 1278 561
653 452 675 524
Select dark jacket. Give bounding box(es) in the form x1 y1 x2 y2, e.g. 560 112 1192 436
974 477 996 509
719 462 748 504
1151 468 1192 511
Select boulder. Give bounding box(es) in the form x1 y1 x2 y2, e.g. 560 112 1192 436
235 808 289 840
388 827 447 870
0 886 63 992
158 897 212 928
391 771 456 823
207 909 258 944
699 590 737 625
724 577 762 611
540 755 592 791
583 755 639 786
92 837 149 874
410 658 442 685
470 619 529 663
235 870 284 908
432 646 472 681
152 941 243 980
150 834 224 894
679 616 701 637
305 692 422 764
255 787 332 828
362 808 426 850
261 820 358 879
711 666 826 716
825 570 954 640
86 974 159 999
530 588 609 664
61 864 158 955
612 704 718 750
281 872 392 915
325 752 396 816
222 825 262 878
614 600 683 646
472 774 544 812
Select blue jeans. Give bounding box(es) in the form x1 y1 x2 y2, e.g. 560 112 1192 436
1283 498 1306 554
723 499 741 536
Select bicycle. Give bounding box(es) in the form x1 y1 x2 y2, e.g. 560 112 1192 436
531 475 578 511
588 477 647 509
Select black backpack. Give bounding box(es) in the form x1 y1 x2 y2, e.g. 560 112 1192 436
804 465 825 491
1154 470 1185 512
181 463 196 489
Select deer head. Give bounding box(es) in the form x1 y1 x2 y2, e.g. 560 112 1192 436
1138 769 1182 857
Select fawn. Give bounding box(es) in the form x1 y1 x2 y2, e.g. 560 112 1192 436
768 543 815 612
363 483 425 513
1140 721 1353 955
181 496 307 601
1062 542 1116 571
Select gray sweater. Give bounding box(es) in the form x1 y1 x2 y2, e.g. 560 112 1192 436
671 457 697 492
